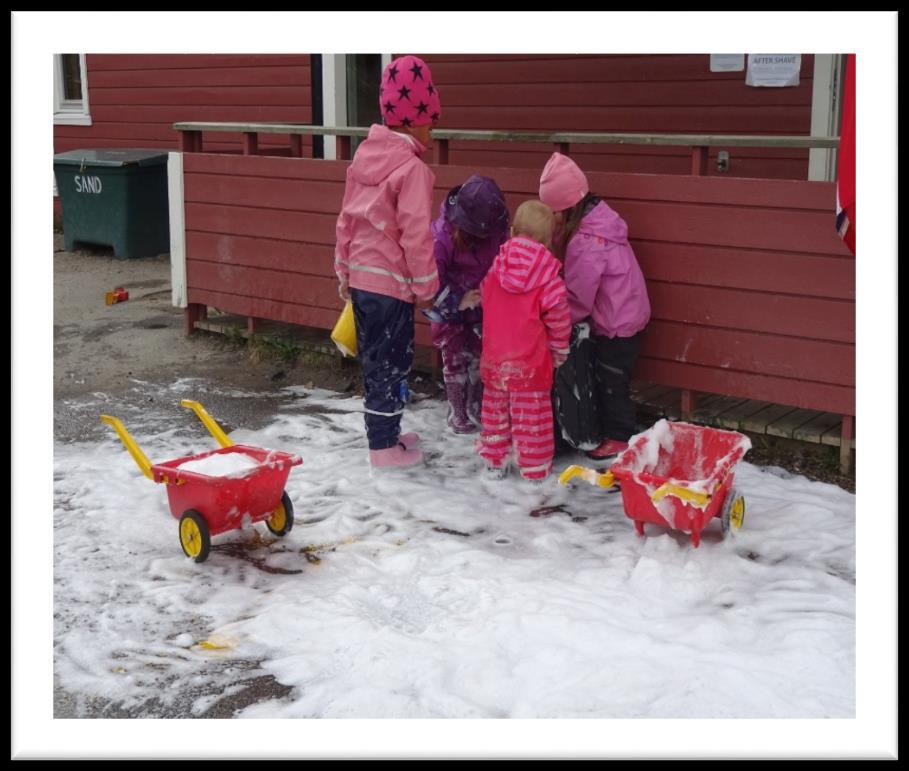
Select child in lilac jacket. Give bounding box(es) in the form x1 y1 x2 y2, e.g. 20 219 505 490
539 152 651 459
424 175 509 433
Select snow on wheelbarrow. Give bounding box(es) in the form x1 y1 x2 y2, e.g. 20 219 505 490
100 399 302 563
559 419 750 548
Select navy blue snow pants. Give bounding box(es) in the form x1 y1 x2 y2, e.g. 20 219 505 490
351 288 415 450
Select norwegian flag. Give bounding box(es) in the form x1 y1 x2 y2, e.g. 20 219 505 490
836 54 856 254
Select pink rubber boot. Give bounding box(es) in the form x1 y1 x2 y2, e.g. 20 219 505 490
399 433 420 450
369 442 423 469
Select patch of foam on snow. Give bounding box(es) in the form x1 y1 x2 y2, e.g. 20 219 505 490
178 452 261 477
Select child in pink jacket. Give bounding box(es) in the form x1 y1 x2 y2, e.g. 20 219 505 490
477 200 571 481
539 152 651 459
334 55 441 469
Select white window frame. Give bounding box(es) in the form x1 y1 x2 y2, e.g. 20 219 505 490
321 54 391 160
321 55 347 160
808 54 844 181
54 54 92 126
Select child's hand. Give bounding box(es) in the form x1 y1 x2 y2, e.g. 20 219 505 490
552 351 567 368
458 289 481 311
338 281 350 301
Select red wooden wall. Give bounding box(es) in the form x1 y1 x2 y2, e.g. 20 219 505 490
181 154 854 417
55 53 817 180
183 153 341 331
418 54 815 180
53 54 314 156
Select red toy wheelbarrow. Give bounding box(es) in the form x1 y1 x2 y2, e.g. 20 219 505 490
560 419 750 548
101 399 302 562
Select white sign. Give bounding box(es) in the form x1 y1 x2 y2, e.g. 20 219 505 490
74 174 102 194
746 54 802 87
710 54 744 73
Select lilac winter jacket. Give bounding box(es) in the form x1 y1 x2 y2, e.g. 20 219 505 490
427 205 507 344
563 201 650 338
334 124 439 303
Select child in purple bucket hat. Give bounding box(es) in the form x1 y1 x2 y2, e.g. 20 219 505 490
423 174 509 433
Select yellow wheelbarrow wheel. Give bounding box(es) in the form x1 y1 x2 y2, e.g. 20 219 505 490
266 491 295 537
179 509 211 562
720 488 746 536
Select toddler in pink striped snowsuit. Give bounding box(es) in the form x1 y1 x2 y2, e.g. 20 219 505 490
477 200 571 481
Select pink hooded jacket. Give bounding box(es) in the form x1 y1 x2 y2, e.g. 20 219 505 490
334 124 439 303
480 237 571 392
563 200 650 338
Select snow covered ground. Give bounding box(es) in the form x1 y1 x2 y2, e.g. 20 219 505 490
48 380 858 726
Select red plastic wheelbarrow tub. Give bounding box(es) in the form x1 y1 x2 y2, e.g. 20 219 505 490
152 445 302 536
609 420 751 547
101 400 304 563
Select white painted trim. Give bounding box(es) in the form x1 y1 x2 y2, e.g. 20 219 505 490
53 54 92 126
52 113 93 126
321 55 348 160
319 54 396 160
809 54 842 181
167 152 187 309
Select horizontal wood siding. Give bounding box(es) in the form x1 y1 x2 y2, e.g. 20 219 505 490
418 54 815 179
53 54 313 155
183 155 853 415
580 168 854 414
58 53 819 178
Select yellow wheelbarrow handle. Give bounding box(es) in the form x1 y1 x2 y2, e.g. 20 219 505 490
180 399 233 448
100 415 154 481
558 465 615 489
651 483 710 507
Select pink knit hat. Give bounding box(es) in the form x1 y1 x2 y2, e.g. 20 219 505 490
539 152 589 212
380 55 441 128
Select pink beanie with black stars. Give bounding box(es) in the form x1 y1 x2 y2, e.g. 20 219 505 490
380 55 441 128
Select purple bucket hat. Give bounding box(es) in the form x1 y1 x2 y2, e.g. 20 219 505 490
380 55 441 128
444 175 509 238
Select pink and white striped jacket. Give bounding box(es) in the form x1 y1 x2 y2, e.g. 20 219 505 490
334 124 439 303
480 236 571 392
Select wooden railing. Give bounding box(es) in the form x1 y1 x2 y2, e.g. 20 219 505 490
174 122 839 175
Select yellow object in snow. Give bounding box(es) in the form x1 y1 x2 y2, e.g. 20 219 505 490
330 300 357 358
558 465 615 489
196 636 234 651
650 482 711 507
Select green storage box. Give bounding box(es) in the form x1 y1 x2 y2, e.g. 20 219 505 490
53 149 170 259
